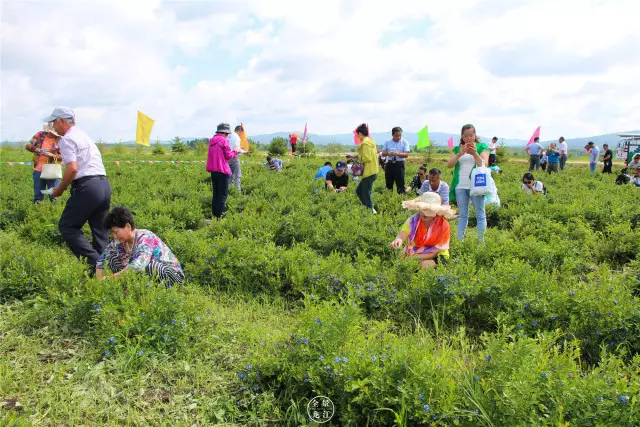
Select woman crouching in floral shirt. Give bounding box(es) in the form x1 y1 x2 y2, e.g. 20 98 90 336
97 207 184 286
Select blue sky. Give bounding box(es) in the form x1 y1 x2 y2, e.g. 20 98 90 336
1 0 639 142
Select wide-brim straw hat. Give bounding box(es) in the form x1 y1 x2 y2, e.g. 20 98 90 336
42 123 61 137
402 192 457 219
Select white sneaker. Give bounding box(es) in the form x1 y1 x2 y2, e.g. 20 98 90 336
372 208 377 214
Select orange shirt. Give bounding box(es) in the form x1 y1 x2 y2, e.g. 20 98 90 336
35 136 56 172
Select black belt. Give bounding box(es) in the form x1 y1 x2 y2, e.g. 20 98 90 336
73 175 106 186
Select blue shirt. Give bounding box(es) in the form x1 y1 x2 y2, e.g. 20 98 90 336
418 180 450 205
590 146 600 163
383 138 410 162
547 150 560 163
528 143 543 155
314 165 333 179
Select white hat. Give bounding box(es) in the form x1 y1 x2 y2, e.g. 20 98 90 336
42 106 75 123
402 192 457 219
42 123 61 137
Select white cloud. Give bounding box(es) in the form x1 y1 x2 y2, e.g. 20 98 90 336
1 0 639 142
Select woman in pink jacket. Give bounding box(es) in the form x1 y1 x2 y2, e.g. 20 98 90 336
206 123 238 218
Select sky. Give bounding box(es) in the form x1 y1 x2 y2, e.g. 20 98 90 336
1 0 639 142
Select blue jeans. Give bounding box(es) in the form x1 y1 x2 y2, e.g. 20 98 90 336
590 162 597 173
455 188 486 241
33 170 60 203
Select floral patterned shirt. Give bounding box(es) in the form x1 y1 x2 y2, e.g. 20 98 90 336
96 229 182 273
25 131 62 166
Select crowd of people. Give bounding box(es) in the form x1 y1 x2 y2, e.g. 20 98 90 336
26 108 640 283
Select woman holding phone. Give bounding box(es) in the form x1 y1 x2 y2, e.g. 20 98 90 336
447 124 489 241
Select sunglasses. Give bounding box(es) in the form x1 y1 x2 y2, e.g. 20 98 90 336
523 180 533 184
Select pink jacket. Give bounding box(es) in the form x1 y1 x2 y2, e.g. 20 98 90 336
206 134 237 175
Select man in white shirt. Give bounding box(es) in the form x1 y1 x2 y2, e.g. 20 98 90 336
488 136 498 166
558 137 569 171
227 125 244 192
381 126 410 194
46 107 112 271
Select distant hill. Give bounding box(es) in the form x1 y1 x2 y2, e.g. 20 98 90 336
4 130 639 149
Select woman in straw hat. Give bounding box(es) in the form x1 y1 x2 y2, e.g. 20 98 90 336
25 123 62 203
390 192 457 269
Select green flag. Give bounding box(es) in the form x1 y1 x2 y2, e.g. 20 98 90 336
417 125 430 149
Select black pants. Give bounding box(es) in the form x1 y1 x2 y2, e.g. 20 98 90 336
385 161 405 194
541 162 547 171
291 144 296 153
489 153 496 166
529 155 540 171
356 174 377 209
603 161 612 174
211 172 229 218
58 176 111 268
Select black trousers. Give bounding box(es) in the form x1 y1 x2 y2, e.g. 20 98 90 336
58 176 112 268
385 161 405 194
489 154 496 166
211 172 229 218
603 161 613 174
291 144 296 153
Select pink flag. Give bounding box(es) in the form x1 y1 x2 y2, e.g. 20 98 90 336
527 126 541 146
302 122 308 145
353 128 361 145
8 162 13 167
115 161 120 166
447 137 454 149
148 160 153 164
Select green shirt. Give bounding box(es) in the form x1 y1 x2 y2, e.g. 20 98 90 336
449 143 488 203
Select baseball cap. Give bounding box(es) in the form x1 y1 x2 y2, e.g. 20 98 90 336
336 161 346 171
42 107 75 123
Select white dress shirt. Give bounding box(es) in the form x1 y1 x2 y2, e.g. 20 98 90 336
59 126 106 179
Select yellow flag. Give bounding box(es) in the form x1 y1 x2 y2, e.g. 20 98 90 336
240 122 249 151
136 111 155 146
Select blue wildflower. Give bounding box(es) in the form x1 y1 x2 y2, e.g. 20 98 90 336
109 337 116 344
418 393 425 401
613 300 618 305
245 365 253 371
597 397 604 402
371 355 377 362
195 316 201 322
517 323 523 328
237 371 247 380
569 291 575 297
318 355 325 361
346 376 352 380
568 373 573 378
474 409 479 414
314 318 323 326
303 374 310 382
171 319 177 325
473 376 480 381
618 395 629 405
137 350 144 356
341 357 348 363
252 386 259 392
449 290 455 295
542 372 549 378
180 321 186 327
334 357 341 363
532 321 539 327
485 355 492 361
104 350 110 356
422 404 430 413
300 337 309 345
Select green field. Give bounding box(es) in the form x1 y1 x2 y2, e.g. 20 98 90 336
1 145 639 426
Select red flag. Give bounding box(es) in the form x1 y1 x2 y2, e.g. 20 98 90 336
527 126 541 146
447 137 454 149
302 122 308 144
